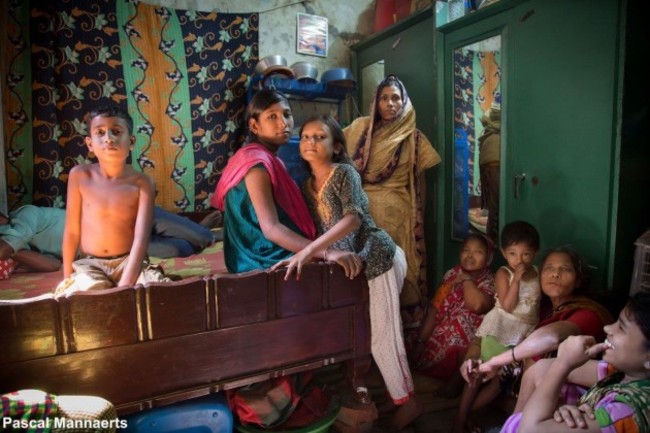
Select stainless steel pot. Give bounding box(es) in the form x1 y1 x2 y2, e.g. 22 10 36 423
255 55 292 77
321 68 356 88
290 62 319 82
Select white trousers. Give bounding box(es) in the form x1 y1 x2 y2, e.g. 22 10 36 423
368 246 414 404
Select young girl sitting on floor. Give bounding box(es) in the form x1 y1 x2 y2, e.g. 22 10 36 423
412 234 495 397
503 291 650 432
272 115 421 430
451 221 541 432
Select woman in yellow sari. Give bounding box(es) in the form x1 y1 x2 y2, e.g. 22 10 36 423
343 75 441 329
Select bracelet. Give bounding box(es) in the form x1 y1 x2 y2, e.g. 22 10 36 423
323 248 329 262
511 346 518 363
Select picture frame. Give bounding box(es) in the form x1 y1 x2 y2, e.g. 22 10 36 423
296 13 328 57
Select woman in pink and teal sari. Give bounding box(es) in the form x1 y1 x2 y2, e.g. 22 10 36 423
212 89 361 276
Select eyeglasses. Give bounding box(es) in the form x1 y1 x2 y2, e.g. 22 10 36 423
300 134 328 143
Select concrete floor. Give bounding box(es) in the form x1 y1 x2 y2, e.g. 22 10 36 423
365 376 508 433
367 406 508 433
314 364 510 433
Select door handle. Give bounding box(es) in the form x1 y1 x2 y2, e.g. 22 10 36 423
514 173 526 199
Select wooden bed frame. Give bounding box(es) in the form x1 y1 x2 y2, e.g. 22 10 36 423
0 262 371 415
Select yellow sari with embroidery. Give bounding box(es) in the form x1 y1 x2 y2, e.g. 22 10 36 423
343 78 440 325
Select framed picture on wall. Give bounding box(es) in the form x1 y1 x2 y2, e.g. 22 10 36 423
296 13 328 57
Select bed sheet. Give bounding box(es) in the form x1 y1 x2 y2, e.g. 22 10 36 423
0 242 225 301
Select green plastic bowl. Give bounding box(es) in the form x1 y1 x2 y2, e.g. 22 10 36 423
235 404 340 433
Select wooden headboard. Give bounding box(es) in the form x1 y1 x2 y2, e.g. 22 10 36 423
0 262 371 415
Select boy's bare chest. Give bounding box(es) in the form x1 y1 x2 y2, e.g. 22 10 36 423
82 175 138 192
80 179 140 207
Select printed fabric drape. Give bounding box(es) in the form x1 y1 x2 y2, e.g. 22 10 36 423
1 0 258 212
453 48 501 196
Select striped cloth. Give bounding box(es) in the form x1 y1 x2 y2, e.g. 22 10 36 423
2 389 58 433
2 390 119 433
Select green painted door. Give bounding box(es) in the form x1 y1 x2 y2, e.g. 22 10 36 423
505 0 623 290
436 0 624 290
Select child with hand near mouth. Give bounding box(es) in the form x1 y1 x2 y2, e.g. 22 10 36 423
502 292 650 432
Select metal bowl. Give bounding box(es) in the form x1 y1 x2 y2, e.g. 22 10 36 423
320 68 356 88
290 62 319 83
255 55 289 75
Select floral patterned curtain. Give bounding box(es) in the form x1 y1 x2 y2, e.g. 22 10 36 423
1 0 258 212
453 48 501 195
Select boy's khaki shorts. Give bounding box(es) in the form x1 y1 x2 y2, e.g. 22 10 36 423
54 254 170 297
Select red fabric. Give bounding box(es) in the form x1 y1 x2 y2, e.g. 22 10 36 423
538 308 608 343
394 0 413 20
212 143 316 240
373 0 413 31
0 258 16 280
228 377 299 427
532 299 613 362
373 0 396 32
228 373 330 429
418 265 495 378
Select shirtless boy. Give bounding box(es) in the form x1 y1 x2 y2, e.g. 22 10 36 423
57 105 167 296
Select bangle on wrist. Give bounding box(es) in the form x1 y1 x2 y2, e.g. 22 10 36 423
511 346 518 363
323 248 329 262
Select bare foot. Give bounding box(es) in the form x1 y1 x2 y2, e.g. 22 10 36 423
199 210 223 229
390 396 423 431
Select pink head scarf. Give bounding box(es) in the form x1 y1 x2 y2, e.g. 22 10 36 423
212 143 316 240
